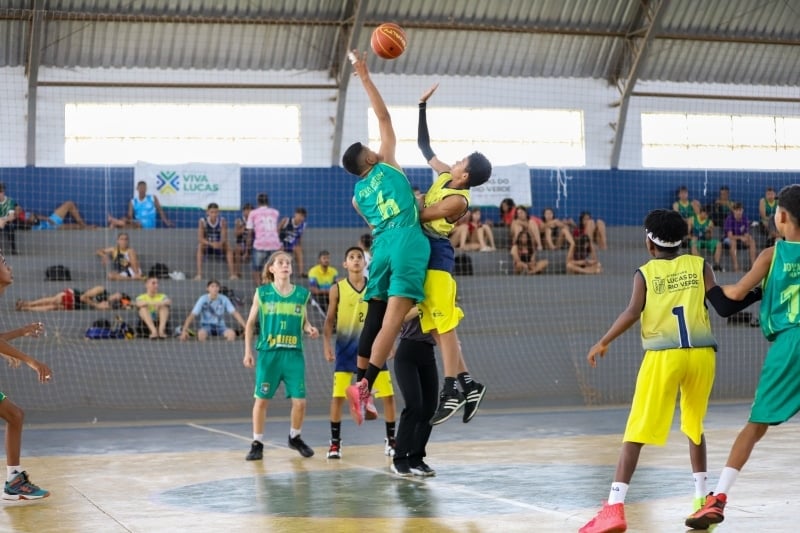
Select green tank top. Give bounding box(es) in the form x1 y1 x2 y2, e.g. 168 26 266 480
691 215 712 239
353 162 419 236
255 283 309 352
760 240 800 341
676 200 694 219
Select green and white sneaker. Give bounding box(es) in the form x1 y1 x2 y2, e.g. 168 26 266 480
3 471 49 500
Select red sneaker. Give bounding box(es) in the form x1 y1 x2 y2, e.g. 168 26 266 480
579 502 626 533
685 492 726 529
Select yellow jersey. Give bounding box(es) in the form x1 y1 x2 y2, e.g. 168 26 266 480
638 255 717 351
423 172 469 238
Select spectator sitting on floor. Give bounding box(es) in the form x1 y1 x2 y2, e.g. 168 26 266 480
16 286 131 312
179 280 246 342
194 202 238 281
96 232 143 281
108 180 173 229
135 276 171 339
23 200 95 230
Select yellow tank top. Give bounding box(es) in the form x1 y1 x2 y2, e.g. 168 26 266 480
423 172 470 238
638 255 717 351
335 278 367 340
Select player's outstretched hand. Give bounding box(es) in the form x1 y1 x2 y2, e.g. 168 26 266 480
419 83 439 104
348 50 369 78
587 342 609 368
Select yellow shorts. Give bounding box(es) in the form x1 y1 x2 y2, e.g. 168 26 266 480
419 269 464 335
623 346 715 446
331 370 394 399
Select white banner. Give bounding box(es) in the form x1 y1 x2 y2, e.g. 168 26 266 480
463 163 531 207
134 162 241 210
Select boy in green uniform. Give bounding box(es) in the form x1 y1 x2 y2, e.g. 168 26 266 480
340 50 430 425
243 251 319 461
687 184 800 530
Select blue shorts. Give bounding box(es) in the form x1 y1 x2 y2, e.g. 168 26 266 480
199 324 230 337
251 249 279 272
32 213 63 231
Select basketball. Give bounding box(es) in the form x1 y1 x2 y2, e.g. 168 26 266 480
371 23 407 60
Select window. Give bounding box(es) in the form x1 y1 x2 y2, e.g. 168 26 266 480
642 112 800 169
65 103 301 165
369 107 585 167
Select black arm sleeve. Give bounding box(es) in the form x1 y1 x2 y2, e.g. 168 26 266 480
706 285 763 317
417 102 436 161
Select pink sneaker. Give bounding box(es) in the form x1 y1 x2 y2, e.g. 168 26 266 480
345 378 369 425
579 502 626 533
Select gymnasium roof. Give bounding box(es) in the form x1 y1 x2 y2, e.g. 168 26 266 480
1 0 799 87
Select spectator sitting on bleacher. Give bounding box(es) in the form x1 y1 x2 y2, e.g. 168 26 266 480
758 186 779 246
108 181 172 229
451 207 496 252
0 183 19 255
279 207 308 277
16 286 131 312
511 228 547 275
135 276 171 339
723 202 757 272
673 185 700 244
234 203 253 279
709 185 735 227
96 232 143 281
179 279 246 342
23 200 95 230
689 207 722 271
511 206 543 251
566 235 602 275
539 207 574 250
573 211 607 250
194 202 238 281
246 193 281 285
308 250 338 312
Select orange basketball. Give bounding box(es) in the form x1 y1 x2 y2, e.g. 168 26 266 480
370 23 407 60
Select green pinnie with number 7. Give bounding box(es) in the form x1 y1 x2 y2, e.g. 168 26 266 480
579 209 762 533
340 49 430 426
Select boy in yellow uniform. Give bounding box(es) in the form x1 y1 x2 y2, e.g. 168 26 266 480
323 247 396 458
579 209 761 533
416 83 492 424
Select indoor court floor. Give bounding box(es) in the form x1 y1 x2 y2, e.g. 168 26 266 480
1 402 798 533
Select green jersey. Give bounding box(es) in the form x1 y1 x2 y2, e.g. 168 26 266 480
760 240 800 341
353 162 420 236
255 283 310 352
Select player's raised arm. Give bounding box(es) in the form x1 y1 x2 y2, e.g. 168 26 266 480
417 83 450 174
349 50 399 169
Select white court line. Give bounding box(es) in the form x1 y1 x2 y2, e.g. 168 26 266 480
187 422 577 521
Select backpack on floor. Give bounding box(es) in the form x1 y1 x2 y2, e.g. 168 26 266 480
454 254 474 276
147 263 170 279
45 265 71 281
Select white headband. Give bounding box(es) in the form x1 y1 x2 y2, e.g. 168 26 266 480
646 231 682 248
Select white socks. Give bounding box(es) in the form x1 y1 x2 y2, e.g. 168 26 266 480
608 482 628 504
289 428 301 439
693 472 708 498
7 466 20 482
715 466 739 495
253 433 263 443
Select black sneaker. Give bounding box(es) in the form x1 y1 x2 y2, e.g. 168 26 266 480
391 460 412 477
288 435 315 458
245 440 263 461
462 382 487 423
409 461 436 477
430 389 466 425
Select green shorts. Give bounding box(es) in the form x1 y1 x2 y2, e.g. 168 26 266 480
693 238 719 250
366 226 430 303
253 348 306 400
750 328 800 424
